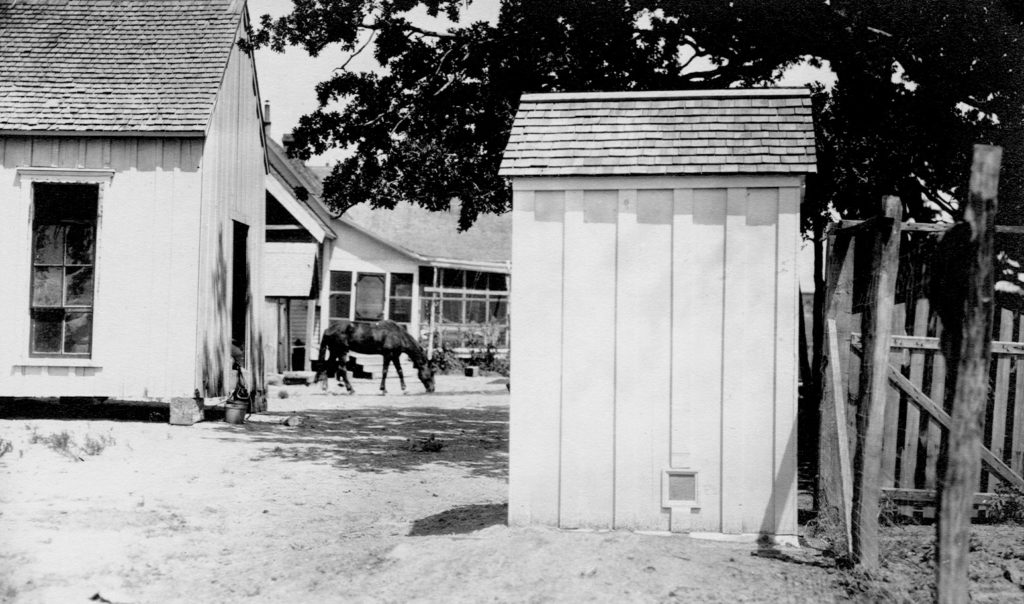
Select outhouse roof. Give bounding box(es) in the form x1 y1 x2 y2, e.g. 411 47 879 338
0 0 245 134
500 88 816 177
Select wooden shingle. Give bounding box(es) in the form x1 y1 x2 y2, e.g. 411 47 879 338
0 0 244 133
499 89 816 177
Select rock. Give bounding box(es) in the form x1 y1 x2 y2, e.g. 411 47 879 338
1003 563 1024 587
283 415 306 427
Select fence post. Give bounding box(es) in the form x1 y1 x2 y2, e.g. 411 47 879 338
817 229 855 555
936 145 1001 604
851 196 902 569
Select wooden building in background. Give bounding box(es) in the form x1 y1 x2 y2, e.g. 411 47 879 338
262 135 511 378
262 131 336 374
500 89 816 540
0 0 268 405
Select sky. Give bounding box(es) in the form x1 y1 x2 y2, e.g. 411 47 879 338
247 0 835 166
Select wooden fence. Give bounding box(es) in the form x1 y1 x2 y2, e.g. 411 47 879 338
821 217 1024 524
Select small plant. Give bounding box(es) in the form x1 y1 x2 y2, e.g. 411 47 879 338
430 346 465 375
30 430 83 461
988 483 1024 524
82 433 115 456
277 389 290 399
0 438 13 458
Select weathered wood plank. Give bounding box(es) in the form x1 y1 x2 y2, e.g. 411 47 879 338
937 144 1001 604
828 319 853 553
851 196 901 570
851 333 1024 355
886 366 1024 490
899 299 930 502
881 302 906 488
819 230 856 553
841 219 1024 235
924 324 947 490
882 488 995 506
1014 314 1024 475
988 309 1014 489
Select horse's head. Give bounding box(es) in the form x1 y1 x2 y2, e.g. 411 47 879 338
418 362 436 393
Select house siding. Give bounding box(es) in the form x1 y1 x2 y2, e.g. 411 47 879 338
0 136 204 398
195 29 267 399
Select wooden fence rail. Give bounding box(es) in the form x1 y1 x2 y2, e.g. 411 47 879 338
818 187 1024 570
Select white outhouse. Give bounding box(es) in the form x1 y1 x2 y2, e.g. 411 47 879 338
499 89 816 539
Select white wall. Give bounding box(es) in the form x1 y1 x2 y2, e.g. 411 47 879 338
321 221 422 335
195 24 268 399
0 137 204 399
509 174 801 537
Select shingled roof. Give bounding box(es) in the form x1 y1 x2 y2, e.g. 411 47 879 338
0 0 244 133
500 88 816 177
295 162 510 269
340 200 511 269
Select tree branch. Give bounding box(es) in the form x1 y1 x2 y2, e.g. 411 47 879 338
337 29 378 72
359 19 456 39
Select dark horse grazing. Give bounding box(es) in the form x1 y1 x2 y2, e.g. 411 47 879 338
315 320 435 394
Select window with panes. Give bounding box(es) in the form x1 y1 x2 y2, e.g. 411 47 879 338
328 270 353 321
30 184 99 356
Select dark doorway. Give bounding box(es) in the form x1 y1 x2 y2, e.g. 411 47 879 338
231 221 249 365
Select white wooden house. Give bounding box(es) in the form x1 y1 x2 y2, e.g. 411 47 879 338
262 130 336 374
0 0 268 405
500 89 816 540
261 136 511 376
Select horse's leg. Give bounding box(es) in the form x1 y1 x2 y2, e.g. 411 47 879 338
339 352 354 394
378 353 390 394
393 353 408 392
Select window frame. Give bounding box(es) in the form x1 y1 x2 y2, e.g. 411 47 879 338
328 269 354 322
388 272 414 324
16 168 112 366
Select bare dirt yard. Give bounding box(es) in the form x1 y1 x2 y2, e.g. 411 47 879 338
1 374 1022 603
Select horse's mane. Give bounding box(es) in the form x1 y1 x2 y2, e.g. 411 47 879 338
381 321 427 365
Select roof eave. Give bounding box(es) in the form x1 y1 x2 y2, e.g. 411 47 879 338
0 129 206 138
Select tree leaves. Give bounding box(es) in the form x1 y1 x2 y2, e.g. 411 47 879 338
253 0 1024 232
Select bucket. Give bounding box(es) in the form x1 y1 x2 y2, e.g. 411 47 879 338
224 402 248 425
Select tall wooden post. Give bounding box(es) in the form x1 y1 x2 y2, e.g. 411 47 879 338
851 196 902 569
817 228 855 555
936 145 1001 604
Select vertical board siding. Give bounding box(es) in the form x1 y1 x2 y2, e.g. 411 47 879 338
196 31 267 398
771 187 800 536
508 189 564 526
509 176 801 537
671 188 726 532
614 189 672 531
0 136 203 398
559 189 616 528
721 187 779 534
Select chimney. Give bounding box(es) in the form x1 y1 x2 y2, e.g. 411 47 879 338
263 100 271 140
282 133 295 155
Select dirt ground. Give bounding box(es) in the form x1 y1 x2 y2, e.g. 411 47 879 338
1 375 1022 603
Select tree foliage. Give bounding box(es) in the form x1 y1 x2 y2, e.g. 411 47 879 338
252 0 1024 230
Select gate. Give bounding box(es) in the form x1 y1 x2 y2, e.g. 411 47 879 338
820 210 1024 522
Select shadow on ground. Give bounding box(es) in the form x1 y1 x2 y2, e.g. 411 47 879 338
0 398 169 423
211 406 508 479
408 503 508 536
